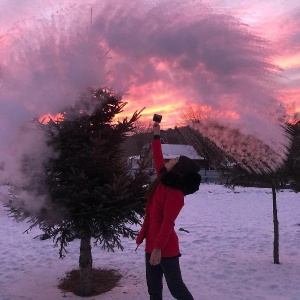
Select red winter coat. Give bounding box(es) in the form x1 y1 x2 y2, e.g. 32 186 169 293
136 138 184 257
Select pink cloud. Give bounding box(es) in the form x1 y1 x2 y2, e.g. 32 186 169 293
0 0 293 175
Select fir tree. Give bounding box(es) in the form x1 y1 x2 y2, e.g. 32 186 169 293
285 121 300 191
6 89 151 296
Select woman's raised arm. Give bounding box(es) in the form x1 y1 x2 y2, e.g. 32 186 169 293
152 122 165 175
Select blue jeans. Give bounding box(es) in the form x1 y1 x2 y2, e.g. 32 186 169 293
145 252 194 300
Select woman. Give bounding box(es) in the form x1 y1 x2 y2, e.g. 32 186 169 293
136 121 201 300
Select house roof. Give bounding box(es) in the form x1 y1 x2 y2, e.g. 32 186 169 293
161 144 204 160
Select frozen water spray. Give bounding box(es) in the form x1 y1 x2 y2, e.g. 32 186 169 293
90 0 291 172
0 0 291 208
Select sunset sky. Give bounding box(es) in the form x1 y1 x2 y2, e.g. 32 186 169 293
212 0 300 113
0 0 299 129
0 0 298 175
0 0 298 218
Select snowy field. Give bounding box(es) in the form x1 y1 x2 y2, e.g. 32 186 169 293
0 184 300 300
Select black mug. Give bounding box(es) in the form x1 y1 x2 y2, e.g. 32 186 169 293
153 114 162 123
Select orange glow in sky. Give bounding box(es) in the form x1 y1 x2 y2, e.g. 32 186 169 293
39 113 64 124
1 0 299 130
120 89 186 128
275 54 300 69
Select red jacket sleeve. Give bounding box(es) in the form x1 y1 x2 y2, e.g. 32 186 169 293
153 189 184 250
152 138 165 175
136 198 152 245
137 138 164 245
136 214 149 245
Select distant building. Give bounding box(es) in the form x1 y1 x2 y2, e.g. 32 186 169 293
161 144 204 161
127 155 142 173
128 143 204 176
128 143 226 183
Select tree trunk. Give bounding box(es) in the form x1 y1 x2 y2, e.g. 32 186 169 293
79 233 93 296
271 184 280 264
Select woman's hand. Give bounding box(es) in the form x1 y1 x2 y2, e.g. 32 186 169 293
149 248 161 265
153 122 160 135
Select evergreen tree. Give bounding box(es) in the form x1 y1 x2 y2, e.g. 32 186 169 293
285 121 300 191
6 89 151 296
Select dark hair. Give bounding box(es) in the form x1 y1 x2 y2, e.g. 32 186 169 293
146 168 202 199
145 156 202 200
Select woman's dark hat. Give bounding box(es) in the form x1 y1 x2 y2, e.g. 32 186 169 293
172 155 201 175
180 172 202 196
161 156 201 195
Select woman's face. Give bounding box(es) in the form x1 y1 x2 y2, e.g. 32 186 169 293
165 157 179 171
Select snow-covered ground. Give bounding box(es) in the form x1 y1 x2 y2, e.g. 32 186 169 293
0 184 300 300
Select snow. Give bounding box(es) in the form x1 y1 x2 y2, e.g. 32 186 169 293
161 144 204 160
1 184 300 300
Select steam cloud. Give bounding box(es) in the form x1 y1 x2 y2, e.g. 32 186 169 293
0 0 291 211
